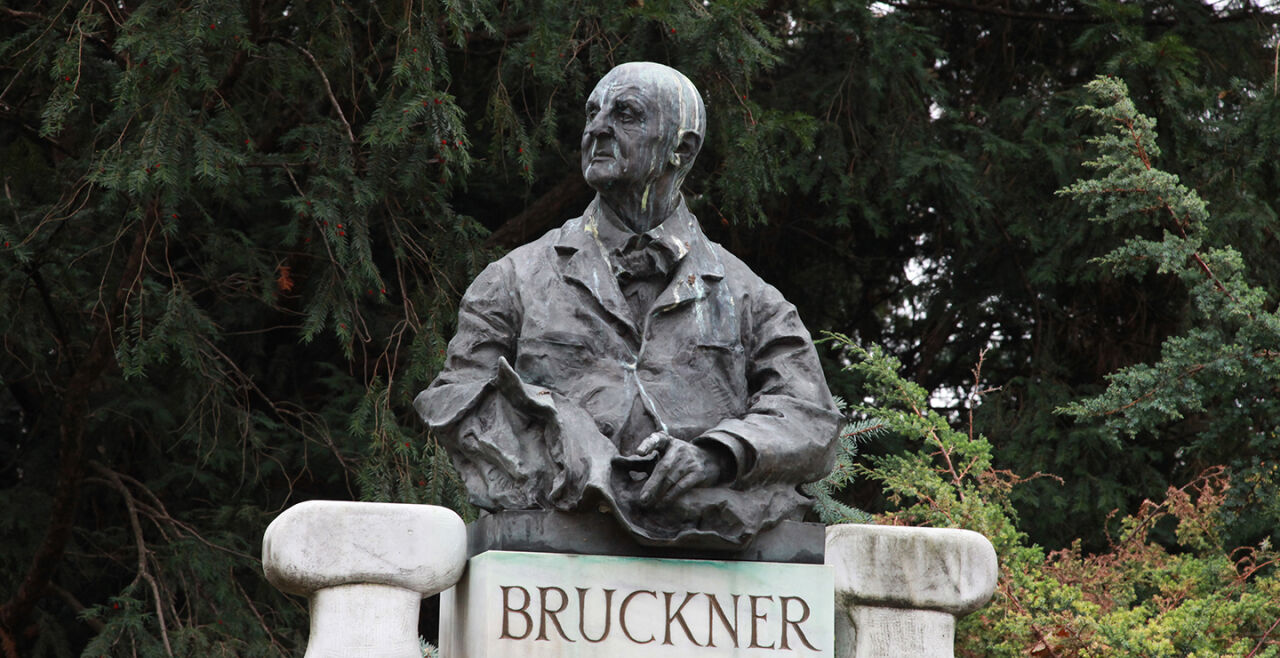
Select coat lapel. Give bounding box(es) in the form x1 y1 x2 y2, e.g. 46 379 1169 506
553 206 639 337
650 207 725 315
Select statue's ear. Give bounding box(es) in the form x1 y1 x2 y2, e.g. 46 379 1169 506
674 129 702 162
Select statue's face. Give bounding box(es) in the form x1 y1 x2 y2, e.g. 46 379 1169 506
580 67 674 195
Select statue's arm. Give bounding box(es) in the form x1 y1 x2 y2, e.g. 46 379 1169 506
415 260 553 509
415 259 522 432
415 258 606 510
694 284 842 488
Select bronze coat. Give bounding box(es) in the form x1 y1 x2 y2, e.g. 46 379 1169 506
416 198 840 548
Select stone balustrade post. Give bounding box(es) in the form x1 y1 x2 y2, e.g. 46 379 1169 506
825 524 998 658
262 501 467 658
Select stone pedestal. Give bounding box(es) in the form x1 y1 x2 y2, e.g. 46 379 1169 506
439 550 835 657
262 501 467 658
825 524 998 658
261 505 998 658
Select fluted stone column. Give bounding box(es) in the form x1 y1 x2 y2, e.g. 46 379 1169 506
262 501 467 658
826 524 998 658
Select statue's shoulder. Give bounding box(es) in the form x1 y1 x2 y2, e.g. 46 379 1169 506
695 231 796 318
699 233 768 289
499 215 587 267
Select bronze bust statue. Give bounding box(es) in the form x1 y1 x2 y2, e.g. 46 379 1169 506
416 62 839 550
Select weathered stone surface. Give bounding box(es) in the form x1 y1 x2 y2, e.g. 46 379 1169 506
263 500 466 594
262 501 467 658
842 607 956 658
825 524 997 615
825 524 997 658
440 550 834 657
467 510 825 564
303 584 423 658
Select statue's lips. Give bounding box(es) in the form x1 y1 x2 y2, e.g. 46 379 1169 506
588 153 614 162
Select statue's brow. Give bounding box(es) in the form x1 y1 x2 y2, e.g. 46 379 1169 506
614 97 645 114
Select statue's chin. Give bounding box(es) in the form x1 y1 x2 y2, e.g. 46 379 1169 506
581 166 617 192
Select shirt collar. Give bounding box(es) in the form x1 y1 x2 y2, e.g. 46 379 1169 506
588 195 697 265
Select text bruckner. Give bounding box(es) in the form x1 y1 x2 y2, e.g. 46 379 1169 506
439 551 834 657
498 584 820 650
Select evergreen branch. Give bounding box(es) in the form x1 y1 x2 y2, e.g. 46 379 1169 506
902 392 969 502
0 202 157 643
1246 612 1280 658
1096 348 1280 417
485 171 591 248
890 0 1266 26
275 38 357 144
893 0 1100 24
233 577 292 656
1100 363 1203 417
91 462 175 657
845 422 887 439
1078 81 1239 306
1000 577 1069 657
966 348 1000 442
97 467 261 564
91 0 127 27
4 0 73 62
1110 111 1237 303
47 584 104 634
1 8 48 22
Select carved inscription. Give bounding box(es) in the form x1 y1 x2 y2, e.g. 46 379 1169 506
496 584 819 651
438 551 834 657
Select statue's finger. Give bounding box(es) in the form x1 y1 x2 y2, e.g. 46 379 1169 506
635 432 669 456
637 475 662 505
639 457 679 504
660 470 704 504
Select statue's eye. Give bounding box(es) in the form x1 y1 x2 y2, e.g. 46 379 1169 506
616 102 640 123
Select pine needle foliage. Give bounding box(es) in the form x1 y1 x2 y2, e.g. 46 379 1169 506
836 332 1280 657
803 395 886 525
1057 76 1280 547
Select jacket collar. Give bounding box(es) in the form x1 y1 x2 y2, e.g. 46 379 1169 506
554 195 725 332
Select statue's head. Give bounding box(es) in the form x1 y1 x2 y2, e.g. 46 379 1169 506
580 62 706 200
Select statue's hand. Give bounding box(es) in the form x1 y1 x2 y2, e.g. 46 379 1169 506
635 432 723 506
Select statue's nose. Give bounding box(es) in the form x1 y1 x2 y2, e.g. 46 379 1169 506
585 114 612 138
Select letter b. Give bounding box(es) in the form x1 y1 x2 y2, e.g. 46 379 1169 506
500 585 533 640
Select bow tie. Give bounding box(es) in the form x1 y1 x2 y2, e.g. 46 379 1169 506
613 235 674 282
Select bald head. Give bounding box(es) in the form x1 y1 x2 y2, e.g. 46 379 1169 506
592 62 706 159
581 63 707 207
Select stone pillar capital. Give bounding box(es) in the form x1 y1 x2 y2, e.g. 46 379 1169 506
826 524 998 657
262 501 467 657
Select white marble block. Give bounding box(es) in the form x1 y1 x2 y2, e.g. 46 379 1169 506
825 524 998 658
262 501 467 658
440 550 835 657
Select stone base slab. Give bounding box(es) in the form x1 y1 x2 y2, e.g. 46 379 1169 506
440 550 835 657
468 510 825 563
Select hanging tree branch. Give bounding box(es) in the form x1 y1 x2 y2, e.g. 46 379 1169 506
273 38 357 144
